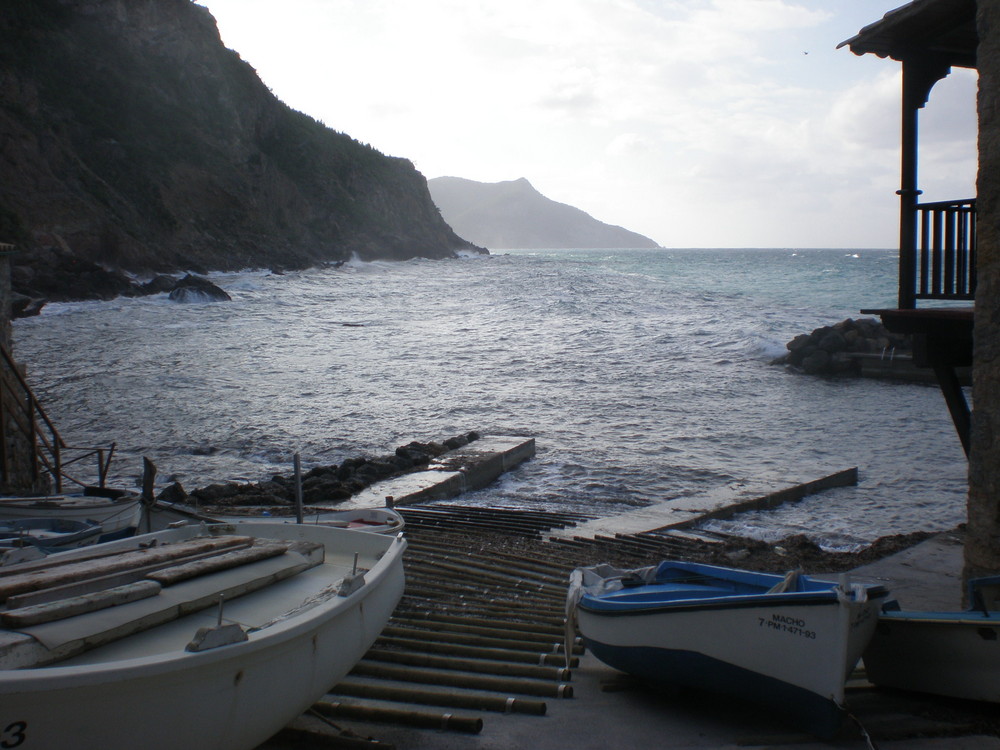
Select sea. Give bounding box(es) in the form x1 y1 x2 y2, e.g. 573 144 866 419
12 247 969 551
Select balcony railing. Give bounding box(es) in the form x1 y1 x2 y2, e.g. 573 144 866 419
911 198 977 304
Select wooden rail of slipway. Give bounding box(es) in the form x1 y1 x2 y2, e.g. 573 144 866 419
264 470 865 747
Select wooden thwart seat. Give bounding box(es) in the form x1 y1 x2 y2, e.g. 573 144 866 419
0 538 327 669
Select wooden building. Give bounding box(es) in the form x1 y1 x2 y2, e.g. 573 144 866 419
841 0 1000 582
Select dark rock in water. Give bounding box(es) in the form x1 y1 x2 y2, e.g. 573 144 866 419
169 274 232 303
817 331 846 353
141 275 179 295
213 492 288 508
10 244 138 310
443 435 470 450
257 481 292 501
10 293 45 318
156 481 188 504
190 431 487 511
303 480 352 504
190 483 239 502
786 334 812 353
773 318 911 378
801 350 831 374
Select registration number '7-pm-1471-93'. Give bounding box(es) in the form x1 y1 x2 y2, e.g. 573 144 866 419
2 721 27 748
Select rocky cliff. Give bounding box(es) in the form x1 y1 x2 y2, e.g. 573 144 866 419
428 176 659 250
0 0 484 303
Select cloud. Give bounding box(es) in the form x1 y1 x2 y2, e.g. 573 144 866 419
199 0 978 248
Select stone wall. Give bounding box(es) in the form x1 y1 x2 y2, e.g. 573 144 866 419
0 244 48 494
968 0 1000 580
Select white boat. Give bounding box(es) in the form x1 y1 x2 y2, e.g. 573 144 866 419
862 575 1000 702
0 489 142 541
0 518 103 557
0 520 406 750
311 507 405 534
176 506 406 535
567 560 888 737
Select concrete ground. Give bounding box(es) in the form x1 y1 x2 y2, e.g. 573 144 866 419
273 529 999 750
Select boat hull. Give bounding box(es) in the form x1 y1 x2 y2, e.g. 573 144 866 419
0 522 406 750
0 518 103 555
863 610 1000 702
0 493 142 541
572 562 886 737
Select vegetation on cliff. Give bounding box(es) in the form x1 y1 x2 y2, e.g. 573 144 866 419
0 0 483 302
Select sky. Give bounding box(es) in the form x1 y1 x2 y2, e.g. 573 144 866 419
196 0 979 249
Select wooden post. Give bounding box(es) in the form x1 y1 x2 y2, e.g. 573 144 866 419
898 57 952 309
142 457 157 534
294 453 304 524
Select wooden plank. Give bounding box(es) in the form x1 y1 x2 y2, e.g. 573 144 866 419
5 545 255 609
146 542 296 586
6 544 328 668
2 580 163 628
0 536 254 603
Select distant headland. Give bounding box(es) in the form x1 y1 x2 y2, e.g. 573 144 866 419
427 176 660 250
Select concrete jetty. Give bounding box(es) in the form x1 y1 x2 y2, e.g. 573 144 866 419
324 435 535 512
548 468 859 541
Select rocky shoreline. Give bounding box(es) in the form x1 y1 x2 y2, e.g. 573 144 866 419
159 432 482 516
11 254 241 317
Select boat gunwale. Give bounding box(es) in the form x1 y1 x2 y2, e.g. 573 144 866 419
0 523 406 687
578 586 889 616
877 610 1000 625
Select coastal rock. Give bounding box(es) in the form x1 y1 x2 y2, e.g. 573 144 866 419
189 432 482 512
141 275 179 295
168 275 231 303
190 482 239 503
800 350 831 374
156 481 188 504
10 293 45 318
303 480 352 504
773 318 911 377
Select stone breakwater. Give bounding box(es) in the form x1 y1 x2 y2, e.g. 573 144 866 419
772 318 911 376
156 432 481 513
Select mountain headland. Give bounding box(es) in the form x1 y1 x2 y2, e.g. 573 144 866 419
427 176 659 250
0 0 484 306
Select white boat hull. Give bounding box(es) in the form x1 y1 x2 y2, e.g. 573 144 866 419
571 562 886 737
863 611 1000 702
0 522 406 750
0 493 142 541
578 596 879 704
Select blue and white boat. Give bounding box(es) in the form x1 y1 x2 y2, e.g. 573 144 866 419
567 560 889 737
862 575 1000 702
